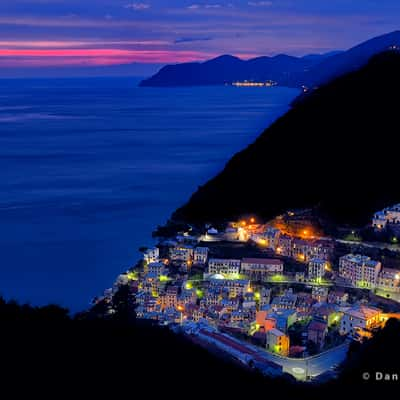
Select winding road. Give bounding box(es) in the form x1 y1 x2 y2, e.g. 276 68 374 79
253 341 350 380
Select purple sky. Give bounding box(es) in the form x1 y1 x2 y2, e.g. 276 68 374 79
1 0 400 76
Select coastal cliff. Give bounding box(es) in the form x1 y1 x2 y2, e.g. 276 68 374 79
172 51 400 226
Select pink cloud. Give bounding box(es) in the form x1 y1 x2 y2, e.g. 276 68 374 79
0 40 170 49
0 48 217 66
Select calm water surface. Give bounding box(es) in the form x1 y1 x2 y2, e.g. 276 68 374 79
0 77 298 311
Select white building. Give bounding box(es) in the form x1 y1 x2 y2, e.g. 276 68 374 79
339 254 382 288
169 244 194 262
242 292 256 309
262 227 281 249
311 286 329 302
308 258 328 280
259 288 271 307
376 268 400 292
241 258 283 280
209 279 250 298
143 247 159 264
193 247 209 265
224 227 239 241
372 204 400 229
340 305 383 336
147 262 166 277
266 328 289 356
208 258 241 276
372 211 388 230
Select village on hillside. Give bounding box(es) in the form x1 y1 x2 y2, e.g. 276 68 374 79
96 204 400 381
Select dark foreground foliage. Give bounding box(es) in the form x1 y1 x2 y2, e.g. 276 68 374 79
1 296 399 397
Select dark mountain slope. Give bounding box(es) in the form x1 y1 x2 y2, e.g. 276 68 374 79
172 51 400 226
304 30 400 87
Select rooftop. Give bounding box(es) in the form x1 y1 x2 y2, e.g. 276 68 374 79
148 262 165 267
268 328 287 337
380 268 400 277
242 258 283 265
209 258 241 263
308 320 327 332
309 257 326 265
345 305 382 320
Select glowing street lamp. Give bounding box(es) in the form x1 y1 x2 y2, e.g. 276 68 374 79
177 305 184 324
185 281 193 290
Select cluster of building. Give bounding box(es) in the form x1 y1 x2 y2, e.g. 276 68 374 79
372 203 400 230
256 287 345 355
338 253 400 292
206 257 284 280
201 222 334 267
135 249 289 329
127 244 397 358
253 226 335 263
105 213 400 364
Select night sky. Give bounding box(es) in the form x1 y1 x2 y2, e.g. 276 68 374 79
1 0 400 76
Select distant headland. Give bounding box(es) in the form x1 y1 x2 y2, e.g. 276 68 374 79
140 31 400 89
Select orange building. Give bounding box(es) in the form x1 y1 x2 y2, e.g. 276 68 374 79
266 328 290 356
256 310 277 332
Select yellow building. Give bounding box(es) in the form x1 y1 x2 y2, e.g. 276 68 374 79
340 305 383 336
266 328 290 356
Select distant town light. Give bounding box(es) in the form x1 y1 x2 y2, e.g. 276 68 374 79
250 217 255 224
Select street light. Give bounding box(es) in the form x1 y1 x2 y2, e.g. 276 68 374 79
177 305 184 324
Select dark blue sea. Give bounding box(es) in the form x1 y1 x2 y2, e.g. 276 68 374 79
0 77 298 311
